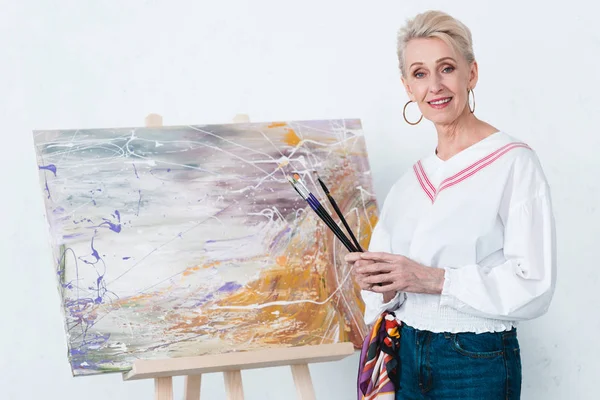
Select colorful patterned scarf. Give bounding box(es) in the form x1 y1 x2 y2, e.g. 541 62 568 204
357 312 402 400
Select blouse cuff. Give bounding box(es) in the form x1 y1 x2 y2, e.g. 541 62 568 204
381 291 404 310
361 290 405 325
439 267 462 310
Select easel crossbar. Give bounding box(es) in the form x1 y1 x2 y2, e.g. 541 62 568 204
123 342 355 381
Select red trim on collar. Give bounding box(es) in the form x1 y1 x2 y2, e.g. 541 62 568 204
437 142 531 194
413 142 531 203
413 163 434 202
417 160 436 195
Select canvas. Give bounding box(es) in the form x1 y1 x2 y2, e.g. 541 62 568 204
32 119 378 376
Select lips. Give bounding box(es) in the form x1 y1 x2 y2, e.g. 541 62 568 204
427 97 452 109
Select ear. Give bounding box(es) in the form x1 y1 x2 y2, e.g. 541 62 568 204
401 75 417 102
468 60 479 90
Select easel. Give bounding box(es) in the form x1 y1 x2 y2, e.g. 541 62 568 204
122 113 357 400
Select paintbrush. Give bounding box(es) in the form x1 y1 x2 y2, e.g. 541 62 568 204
287 176 358 253
313 172 364 252
288 176 357 253
291 173 362 251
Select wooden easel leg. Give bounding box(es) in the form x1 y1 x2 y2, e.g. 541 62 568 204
154 377 173 400
291 364 316 400
224 370 244 400
184 375 202 400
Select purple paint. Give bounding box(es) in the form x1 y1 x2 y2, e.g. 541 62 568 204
63 233 83 239
90 237 100 262
39 164 57 176
218 281 242 293
193 293 214 307
60 279 74 289
99 220 121 233
269 226 292 252
93 210 122 233
71 236 109 309
132 163 140 179
136 190 142 216
73 218 94 225
122 256 131 260
44 180 51 199
53 207 65 214
68 332 111 363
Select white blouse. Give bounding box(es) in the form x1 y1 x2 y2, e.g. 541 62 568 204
361 131 556 333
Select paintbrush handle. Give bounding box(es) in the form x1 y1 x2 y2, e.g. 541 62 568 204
317 206 358 252
307 198 357 252
289 178 358 253
309 194 356 248
326 193 363 252
316 177 363 251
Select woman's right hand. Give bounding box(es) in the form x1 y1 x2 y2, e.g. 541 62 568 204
346 252 375 290
345 252 397 302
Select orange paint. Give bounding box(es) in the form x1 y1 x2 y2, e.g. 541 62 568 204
127 171 377 352
182 266 200 276
267 122 287 128
283 128 301 146
276 255 287 266
200 260 222 269
163 205 375 349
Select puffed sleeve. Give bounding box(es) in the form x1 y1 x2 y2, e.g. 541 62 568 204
360 183 406 325
439 154 557 321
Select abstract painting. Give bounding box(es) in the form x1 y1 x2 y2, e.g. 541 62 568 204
32 119 378 376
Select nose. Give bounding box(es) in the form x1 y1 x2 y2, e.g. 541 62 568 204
429 73 444 94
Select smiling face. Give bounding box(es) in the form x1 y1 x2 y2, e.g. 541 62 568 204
401 37 478 125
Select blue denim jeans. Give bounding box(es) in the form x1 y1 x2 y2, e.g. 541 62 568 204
396 324 522 399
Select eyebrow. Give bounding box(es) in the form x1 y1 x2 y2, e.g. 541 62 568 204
409 57 457 70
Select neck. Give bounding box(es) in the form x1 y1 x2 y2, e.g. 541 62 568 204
434 108 496 160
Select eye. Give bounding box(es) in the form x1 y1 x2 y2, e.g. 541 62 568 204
442 65 455 73
413 71 426 78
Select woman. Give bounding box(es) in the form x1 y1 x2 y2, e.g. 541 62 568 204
347 10 556 399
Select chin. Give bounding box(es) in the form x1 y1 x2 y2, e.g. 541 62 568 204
424 113 459 125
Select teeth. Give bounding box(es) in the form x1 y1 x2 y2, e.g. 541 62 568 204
430 98 451 105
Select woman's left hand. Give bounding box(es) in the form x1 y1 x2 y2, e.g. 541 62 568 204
354 252 446 295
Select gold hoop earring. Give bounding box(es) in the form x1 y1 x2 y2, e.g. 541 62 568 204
403 101 423 125
468 88 476 113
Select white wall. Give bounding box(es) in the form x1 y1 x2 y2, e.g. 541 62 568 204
1 0 598 399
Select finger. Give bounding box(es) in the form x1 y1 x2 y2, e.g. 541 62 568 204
371 283 398 293
352 259 375 271
352 269 374 279
356 262 395 275
351 261 367 274
360 252 403 263
353 276 371 291
354 270 369 278
344 252 363 263
362 273 394 284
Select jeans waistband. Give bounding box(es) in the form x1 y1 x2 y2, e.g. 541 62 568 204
400 323 517 336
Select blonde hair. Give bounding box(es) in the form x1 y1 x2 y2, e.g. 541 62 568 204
397 10 475 77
